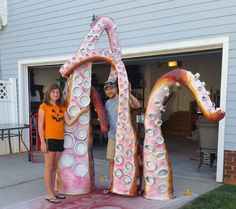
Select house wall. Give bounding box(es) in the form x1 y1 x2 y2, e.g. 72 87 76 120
0 1 235 150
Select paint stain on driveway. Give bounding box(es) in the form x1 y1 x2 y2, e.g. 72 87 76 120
4 189 193 209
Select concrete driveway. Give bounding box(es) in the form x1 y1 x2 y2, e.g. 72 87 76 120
0 137 220 209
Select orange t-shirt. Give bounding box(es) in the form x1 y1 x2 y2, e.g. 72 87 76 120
39 103 66 140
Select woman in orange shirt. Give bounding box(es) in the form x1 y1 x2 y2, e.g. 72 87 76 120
38 83 88 204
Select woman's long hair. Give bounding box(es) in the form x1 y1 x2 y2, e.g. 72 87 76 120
43 83 64 107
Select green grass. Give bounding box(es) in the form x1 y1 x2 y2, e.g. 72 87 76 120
180 185 236 209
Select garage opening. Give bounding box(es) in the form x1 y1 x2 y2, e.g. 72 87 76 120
27 48 222 187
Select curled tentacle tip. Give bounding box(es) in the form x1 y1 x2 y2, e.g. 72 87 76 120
208 109 225 122
215 110 225 121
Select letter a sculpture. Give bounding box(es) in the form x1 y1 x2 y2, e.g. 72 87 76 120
57 16 225 200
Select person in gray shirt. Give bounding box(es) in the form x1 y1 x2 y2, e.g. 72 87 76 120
102 80 140 194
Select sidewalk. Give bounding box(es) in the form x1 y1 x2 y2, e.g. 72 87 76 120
0 138 221 209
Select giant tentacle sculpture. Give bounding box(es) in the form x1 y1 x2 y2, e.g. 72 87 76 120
143 69 225 200
58 16 139 196
57 15 225 199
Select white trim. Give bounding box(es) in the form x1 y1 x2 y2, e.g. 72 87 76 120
216 38 229 182
18 63 29 124
18 55 72 67
18 36 229 182
122 37 227 59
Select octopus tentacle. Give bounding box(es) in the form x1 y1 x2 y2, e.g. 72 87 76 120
143 69 225 200
90 86 108 133
60 48 139 195
111 61 139 196
58 16 138 196
57 63 94 195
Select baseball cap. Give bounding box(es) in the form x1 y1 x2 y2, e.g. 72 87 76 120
104 81 117 89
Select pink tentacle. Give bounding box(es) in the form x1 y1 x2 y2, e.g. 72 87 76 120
90 86 108 133
143 69 225 200
58 16 137 196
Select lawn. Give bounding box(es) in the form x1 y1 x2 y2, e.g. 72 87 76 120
181 185 236 209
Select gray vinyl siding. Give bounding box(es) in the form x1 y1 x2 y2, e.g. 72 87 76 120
0 0 236 150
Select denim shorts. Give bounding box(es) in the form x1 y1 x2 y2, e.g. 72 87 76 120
45 139 64 152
